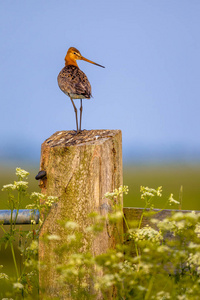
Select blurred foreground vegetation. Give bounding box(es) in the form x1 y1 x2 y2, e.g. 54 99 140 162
0 164 200 298
1 171 200 299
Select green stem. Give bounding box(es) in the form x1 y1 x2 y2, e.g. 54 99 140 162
122 210 130 231
144 275 155 300
10 242 19 279
135 243 139 257
13 191 21 230
0 225 6 234
138 211 144 230
10 202 13 235
138 207 146 229
138 201 151 229
135 203 149 261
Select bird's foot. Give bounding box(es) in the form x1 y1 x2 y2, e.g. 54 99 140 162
76 130 83 135
69 130 78 136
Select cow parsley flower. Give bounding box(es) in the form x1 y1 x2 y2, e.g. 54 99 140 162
65 221 78 230
140 186 162 200
2 184 16 191
15 167 29 179
168 193 180 206
47 234 61 241
0 273 9 280
104 185 129 199
13 282 24 289
130 225 163 243
195 223 200 238
14 180 28 191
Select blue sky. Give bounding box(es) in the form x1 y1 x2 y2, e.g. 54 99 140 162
0 1 200 164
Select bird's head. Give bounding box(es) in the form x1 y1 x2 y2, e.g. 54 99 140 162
65 47 105 68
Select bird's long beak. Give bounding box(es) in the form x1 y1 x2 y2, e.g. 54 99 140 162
81 56 105 68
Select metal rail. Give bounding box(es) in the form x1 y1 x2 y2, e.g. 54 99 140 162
0 209 39 225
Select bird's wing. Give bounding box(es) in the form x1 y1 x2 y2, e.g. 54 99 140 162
58 66 92 98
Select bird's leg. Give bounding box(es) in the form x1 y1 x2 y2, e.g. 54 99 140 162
70 98 78 132
79 99 83 132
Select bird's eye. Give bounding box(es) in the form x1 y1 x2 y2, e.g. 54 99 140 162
74 52 76 55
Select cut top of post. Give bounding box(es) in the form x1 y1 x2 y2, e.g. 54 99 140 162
43 129 122 147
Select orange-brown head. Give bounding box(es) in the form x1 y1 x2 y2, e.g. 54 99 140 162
65 47 105 68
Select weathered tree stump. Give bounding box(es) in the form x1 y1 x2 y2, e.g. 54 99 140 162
39 130 123 299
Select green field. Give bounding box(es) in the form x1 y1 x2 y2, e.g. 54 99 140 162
123 164 200 210
0 165 40 210
0 163 200 210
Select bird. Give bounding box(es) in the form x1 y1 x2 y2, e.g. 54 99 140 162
57 47 105 133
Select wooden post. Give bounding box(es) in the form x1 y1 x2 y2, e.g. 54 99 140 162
39 130 123 298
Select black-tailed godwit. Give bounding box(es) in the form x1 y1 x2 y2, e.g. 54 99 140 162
57 47 105 133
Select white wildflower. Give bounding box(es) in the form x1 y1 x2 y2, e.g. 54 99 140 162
0 272 9 280
67 234 76 242
45 199 54 207
116 252 123 258
15 167 29 179
157 245 171 253
2 181 28 192
156 186 162 197
195 223 200 238
104 185 129 199
151 218 159 224
157 218 175 231
104 192 116 199
168 193 180 206
26 204 38 210
2 184 16 191
13 282 24 289
139 261 153 274
121 260 136 271
109 211 123 222
45 196 58 207
188 242 200 249
130 225 163 243
172 211 197 221
14 181 28 191
187 252 200 274
28 240 38 251
171 212 185 220
155 291 170 300
141 192 154 198
31 219 36 225
47 196 58 202
140 186 162 200
175 220 185 230
65 221 78 230
137 285 147 291
47 234 61 241
30 192 46 200
68 254 83 266
99 274 115 288
177 295 188 300
143 247 150 253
